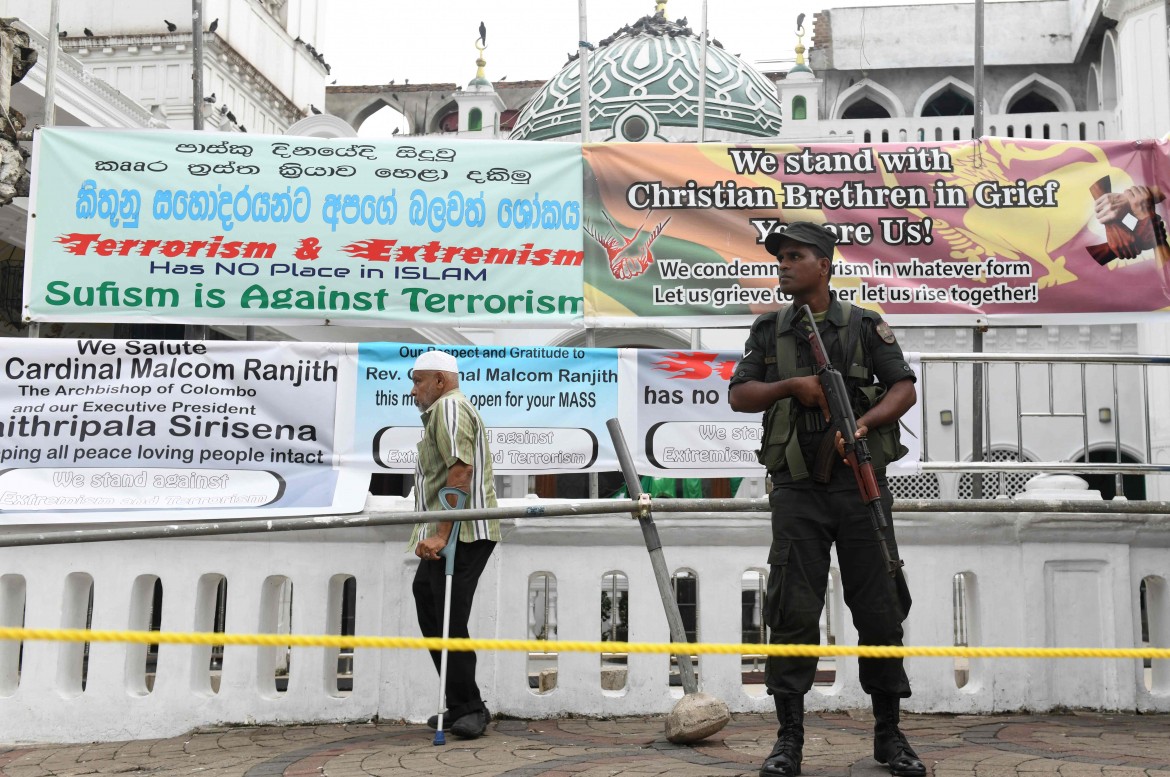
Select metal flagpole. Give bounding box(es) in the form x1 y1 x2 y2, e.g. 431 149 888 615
192 0 204 131
970 0 986 497
30 0 61 340
44 0 60 128
577 0 591 142
579 0 596 494
696 0 708 141
187 0 208 341
973 0 984 139
586 328 599 499
579 0 596 498
581 0 596 492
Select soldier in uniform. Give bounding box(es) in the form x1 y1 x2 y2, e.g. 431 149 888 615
728 222 924 777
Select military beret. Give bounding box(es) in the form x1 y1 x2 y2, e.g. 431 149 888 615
763 221 838 259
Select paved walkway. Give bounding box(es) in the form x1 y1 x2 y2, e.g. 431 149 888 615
0 711 1167 776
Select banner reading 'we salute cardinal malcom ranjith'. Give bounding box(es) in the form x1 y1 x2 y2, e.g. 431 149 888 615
583 138 1170 327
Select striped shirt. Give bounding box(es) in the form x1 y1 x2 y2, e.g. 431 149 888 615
408 388 501 548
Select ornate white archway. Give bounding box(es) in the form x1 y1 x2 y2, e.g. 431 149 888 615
913 75 985 117
832 78 905 119
1086 64 1102 111
998 73 1075 114
285 114 358 138
1100 31 1119 111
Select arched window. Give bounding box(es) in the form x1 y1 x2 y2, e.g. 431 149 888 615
834 79 904 120
1086 67 1101 111
923 90 973 116
1007 92 1059 113
999 75 1074 115
1101 33 1119 110
791 95 807 120
438 110 459 133
600 572 628 691
354 101 410 137
528 572 557 693
842 97 891 120
958 449 1034 499
468 108 483 132
1076 449 1146 500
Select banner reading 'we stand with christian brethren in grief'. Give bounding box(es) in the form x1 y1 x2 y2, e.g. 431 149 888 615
582 139 1170 327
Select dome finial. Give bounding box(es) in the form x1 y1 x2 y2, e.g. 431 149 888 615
655 0 668 19
795 14 807 66
789 12 813 74
470 22 491 87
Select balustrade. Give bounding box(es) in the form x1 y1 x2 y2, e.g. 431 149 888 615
0 492 1166 742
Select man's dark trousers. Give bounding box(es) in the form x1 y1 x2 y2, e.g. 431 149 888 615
764 484 912 697
413 538 497 719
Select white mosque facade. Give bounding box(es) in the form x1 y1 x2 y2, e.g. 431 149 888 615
0 0 1166 743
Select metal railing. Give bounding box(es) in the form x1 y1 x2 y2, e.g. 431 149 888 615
818 111 1117 145
915 353 1170 491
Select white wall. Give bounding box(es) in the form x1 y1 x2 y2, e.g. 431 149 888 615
822 2 1076 70
1114 1 1170 139
2 0 325 131
0 496 1166 743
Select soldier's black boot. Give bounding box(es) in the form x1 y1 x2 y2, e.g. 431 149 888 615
872 694 926 776
759 693 804 777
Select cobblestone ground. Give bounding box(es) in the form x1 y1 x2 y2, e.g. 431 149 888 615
0 711 1167 776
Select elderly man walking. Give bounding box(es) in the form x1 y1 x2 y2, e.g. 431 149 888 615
408 350 500 740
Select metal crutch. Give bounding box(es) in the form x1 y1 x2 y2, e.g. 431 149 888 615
432 485 468 746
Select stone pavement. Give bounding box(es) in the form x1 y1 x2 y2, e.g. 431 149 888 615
0 711 1168 776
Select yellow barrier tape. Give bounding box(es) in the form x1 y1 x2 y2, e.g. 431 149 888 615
0 627 1167 660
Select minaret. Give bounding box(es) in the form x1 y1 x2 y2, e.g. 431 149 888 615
775 14 822 136
454 23 505 136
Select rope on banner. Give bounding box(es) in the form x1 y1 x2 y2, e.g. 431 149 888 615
0 628 1167 660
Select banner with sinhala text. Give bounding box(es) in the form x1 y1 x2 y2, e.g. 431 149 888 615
583 139 1170 327
25 128 583 326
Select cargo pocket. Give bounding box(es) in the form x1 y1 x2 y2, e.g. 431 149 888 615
872 422 909 471
857 386 908 471
757 398 794 473
894 566 913 619
764 540 791 630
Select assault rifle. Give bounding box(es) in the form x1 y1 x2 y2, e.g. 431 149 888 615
796 304 904 577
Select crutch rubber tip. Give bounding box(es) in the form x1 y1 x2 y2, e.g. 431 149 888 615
433 731 445 745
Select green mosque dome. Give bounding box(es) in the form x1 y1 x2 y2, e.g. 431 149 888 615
510 12 783 142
